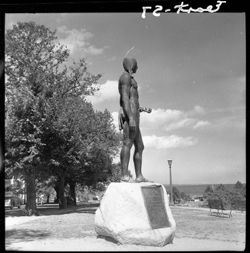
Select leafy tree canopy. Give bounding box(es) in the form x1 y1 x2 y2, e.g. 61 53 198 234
5 21 120 210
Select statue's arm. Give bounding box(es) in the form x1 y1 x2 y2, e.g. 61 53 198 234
119 74 136 127
139 106 152 113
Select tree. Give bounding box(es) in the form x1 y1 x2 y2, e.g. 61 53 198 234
108 163 122 182
230 181 246 210
172 186 181 203
42 97 120 208
203 185 214 198
234 181 245 197
206 183 245 210
180 191 192 202
5 22 71 213
215 184 226 191
5 22 103 212
235 181 243 190
5 92 45 213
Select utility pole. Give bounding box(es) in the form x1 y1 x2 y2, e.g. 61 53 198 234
168 160 173 205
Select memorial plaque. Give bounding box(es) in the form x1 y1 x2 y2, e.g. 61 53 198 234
141 185 170 229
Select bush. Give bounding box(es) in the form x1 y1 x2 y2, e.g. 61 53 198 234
203 185 214 198
180 191 192 202
230 191 246 211
22 208 40 216
207 194 231 210
205 182 246 211
95 182 106 192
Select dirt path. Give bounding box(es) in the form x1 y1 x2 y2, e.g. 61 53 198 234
5 237 245 251
5 206 245 251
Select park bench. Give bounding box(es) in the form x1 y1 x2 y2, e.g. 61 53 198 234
208 199 232 218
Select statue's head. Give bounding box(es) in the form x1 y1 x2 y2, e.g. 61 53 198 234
123 58 138 75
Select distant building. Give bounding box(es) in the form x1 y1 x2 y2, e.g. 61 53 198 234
192 195 205 202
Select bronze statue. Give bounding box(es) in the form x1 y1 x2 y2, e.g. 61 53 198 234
118 57 151 182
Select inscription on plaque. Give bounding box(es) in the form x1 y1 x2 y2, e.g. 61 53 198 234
141 185 170 229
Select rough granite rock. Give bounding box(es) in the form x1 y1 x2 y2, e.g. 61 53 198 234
94 182 176 246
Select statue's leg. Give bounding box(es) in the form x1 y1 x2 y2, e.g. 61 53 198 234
120 121 133 181
134 129 148 182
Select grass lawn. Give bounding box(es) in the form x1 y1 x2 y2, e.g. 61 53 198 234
5 205 245 250
173 206 245 243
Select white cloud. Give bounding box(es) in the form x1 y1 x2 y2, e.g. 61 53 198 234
141 108 182 124
140 106 209 132
143 135 197 149
86 80 118 105
57 25 105 56
193 105 206 115
111 111 198 149
164 118 195 131
111 105 211 134
111 111 198 148
86 45 104 55
193 120 211 129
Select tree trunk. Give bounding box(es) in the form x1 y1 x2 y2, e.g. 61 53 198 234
46 194 50 204
58 174 67 209
54 184 59 203
69 181 76 206
25 169 37 215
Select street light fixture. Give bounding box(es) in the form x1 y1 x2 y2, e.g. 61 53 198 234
167 160 173 205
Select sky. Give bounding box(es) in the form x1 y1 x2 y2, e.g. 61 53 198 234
5 13 246 184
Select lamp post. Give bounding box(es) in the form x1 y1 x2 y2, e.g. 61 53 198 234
168 160 173 205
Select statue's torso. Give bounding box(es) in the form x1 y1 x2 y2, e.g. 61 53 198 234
119 73 140 126
129 77 140 125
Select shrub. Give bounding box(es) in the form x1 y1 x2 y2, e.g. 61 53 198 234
206 182 246 211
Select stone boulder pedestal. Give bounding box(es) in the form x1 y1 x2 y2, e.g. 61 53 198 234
94 182 176 246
